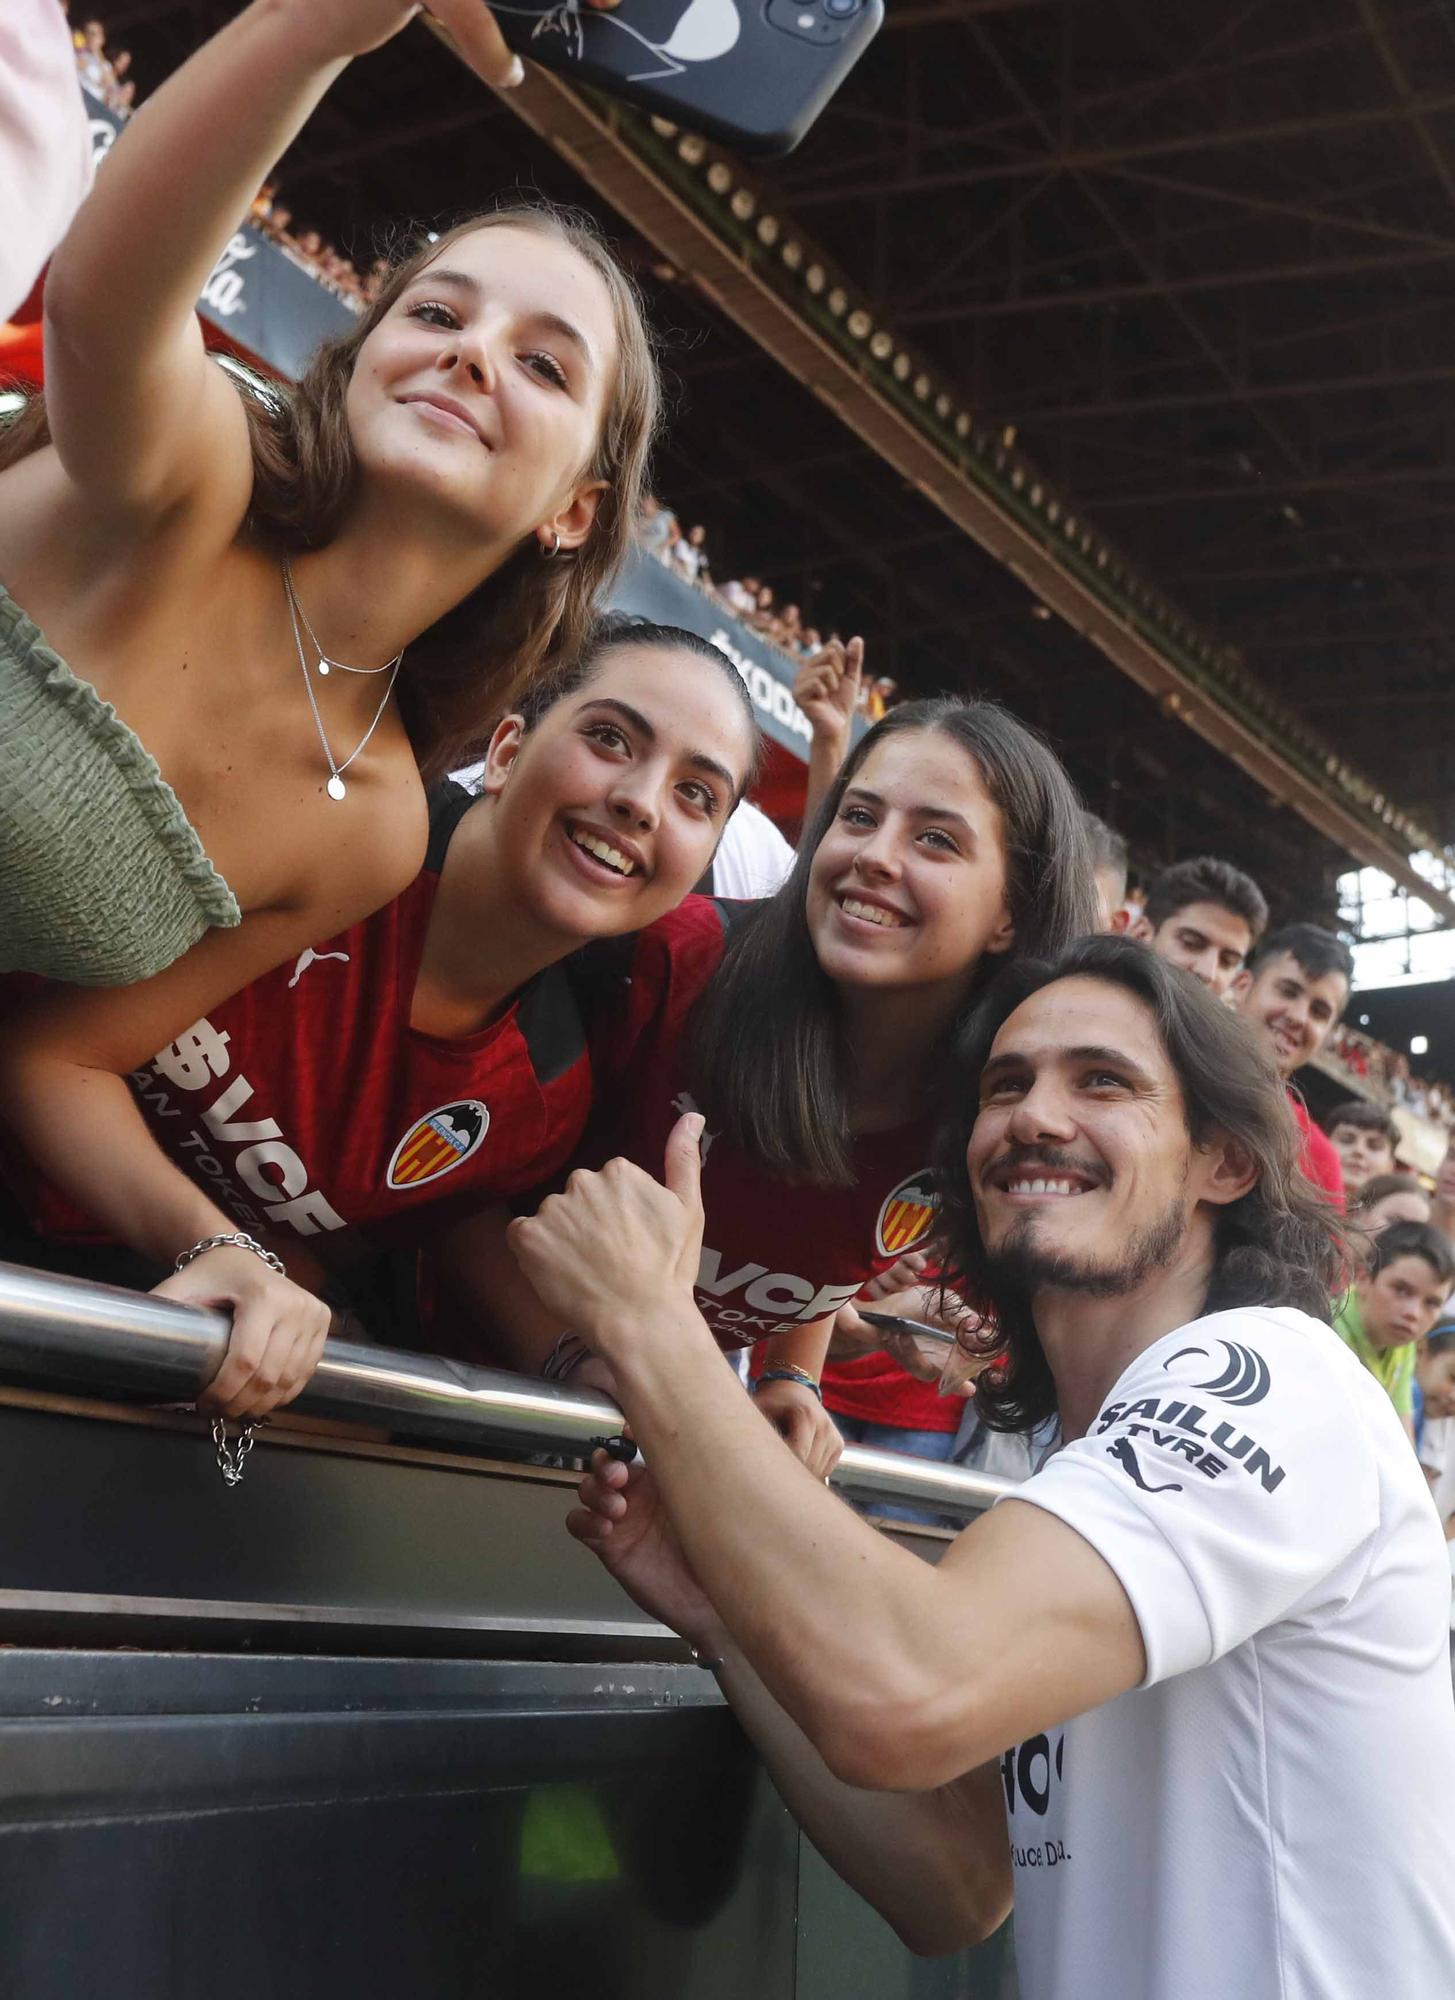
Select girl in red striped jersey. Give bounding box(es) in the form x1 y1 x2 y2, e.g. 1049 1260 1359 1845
0 620 758 1418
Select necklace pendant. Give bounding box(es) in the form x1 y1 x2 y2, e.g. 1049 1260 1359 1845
317 659 330 677
326 774 347 801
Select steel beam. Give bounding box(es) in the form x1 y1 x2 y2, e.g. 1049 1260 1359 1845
901 246 1455 324
1176 552 1455 583
1237 627 1455 653
783 92 1455 208
1105 166 1455 256
933 12 1446 149
1354 0 1455 219
1007 361 1455 422
1084 465 1455 507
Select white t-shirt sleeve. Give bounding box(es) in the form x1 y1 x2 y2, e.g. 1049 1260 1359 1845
1418 1413 1450 1480
0 0 95 321
1011 1309 1381 1686
710 801 796 901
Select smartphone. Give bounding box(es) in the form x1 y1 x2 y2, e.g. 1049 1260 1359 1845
485 0 884 154
856 1309 956 1348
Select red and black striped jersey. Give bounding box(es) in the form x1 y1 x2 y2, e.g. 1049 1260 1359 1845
580 896 941 1352
8 786 604 1252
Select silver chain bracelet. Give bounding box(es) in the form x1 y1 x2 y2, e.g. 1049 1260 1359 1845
174 1231 286 1277
175 1235 283 1488
212 1415 265 1487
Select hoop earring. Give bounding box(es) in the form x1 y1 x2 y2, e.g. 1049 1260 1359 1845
541 527 561 559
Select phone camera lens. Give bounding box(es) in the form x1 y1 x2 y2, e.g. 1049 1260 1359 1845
822 0 862 15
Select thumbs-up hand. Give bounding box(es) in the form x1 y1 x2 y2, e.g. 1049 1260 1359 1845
792 635 864 742
508 1114 708 1363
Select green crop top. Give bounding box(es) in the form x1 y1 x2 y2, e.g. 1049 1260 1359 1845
0 585 241 986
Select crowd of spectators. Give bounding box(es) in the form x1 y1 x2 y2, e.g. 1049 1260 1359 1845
634 494 901 720
250 185 377 309
1325 1024 1455 1128
71 14 133 117
72 19 372 310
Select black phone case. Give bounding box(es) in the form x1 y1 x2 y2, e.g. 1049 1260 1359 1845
487 0 884 155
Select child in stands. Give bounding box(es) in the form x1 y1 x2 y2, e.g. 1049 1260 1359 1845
1334 1221 1455 1442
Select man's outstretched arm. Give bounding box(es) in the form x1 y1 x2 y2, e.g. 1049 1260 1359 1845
717 1641 1013 1953
568 1451 1013 1956
512 1120 1147 1794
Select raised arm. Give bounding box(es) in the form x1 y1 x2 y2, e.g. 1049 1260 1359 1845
750 1317 843 1479
791 637 861 828
0 890 415 1414
511 1121 1147 1792
42 0 517 521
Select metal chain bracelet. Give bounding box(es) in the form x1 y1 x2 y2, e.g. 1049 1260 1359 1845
174 1231 286 1277
175 1236 283 1488
212 1414 265 1488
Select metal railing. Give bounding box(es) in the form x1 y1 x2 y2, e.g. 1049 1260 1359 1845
0 1261 1018 1520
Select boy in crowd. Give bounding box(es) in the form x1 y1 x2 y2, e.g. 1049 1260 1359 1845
1334 1221 1455 1440
1081 813 1129 933
1325 1099 1400 1201
1235 923 1353 1203
1130 855 1268 999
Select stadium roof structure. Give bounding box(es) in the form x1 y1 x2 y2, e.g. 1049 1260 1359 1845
115 0 1455 923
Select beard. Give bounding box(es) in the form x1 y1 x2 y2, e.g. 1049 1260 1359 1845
982 1193 1190 1300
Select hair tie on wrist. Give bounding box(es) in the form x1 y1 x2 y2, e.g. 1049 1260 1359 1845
753 1364 824 1404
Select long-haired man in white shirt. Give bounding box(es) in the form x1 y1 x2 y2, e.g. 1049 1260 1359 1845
511 935 1455 2000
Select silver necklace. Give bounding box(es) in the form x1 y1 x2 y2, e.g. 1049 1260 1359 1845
282 559 404 676
283 566 403 802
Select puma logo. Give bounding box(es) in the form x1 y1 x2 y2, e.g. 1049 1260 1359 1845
1108 1437 1182 1495
288 947 350 989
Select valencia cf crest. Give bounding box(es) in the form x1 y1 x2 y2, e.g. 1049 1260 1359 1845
386 1100 489 1189
875 1170 938 1259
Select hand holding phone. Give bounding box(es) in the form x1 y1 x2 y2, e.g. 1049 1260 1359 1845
855 1307 995 1397
432 0 883 152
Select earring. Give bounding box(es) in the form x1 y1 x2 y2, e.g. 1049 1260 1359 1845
541 526 561 559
